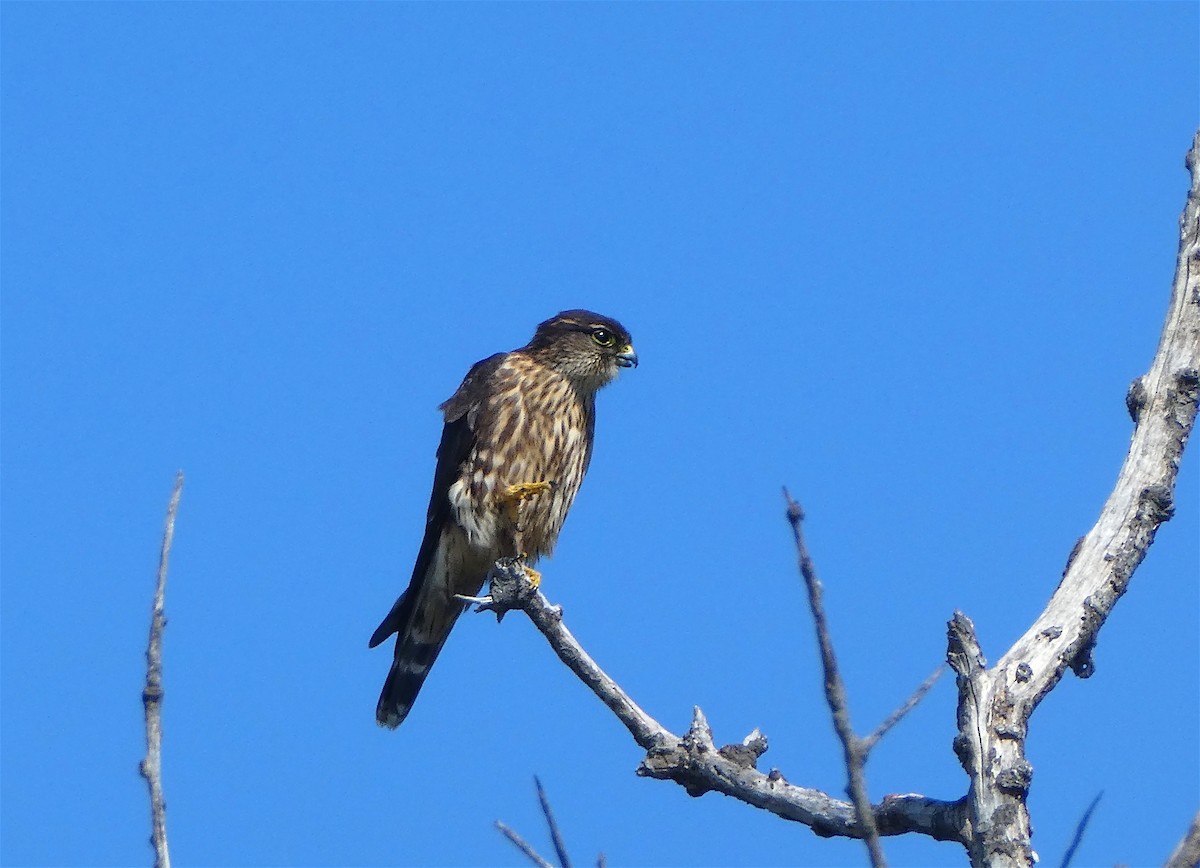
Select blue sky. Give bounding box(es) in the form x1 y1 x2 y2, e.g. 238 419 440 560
2 4 1197 867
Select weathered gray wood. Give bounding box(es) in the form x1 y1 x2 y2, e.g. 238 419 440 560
950 132 1200 867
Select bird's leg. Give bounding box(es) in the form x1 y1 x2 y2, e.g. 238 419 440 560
495 483 552 590
498 480 556 525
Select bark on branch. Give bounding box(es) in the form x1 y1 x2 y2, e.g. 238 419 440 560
947 132 1200 867
1165 809 1200 868
139 471 183 868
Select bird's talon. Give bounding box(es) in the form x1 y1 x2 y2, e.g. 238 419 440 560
502 480 555 502
454 593 494 606
500 481 555 524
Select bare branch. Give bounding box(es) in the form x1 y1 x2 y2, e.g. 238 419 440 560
534 776 572 868
496 778 593 868
472 559 672 752
950 131 1200 868
1166 809 1200 868
783 490 885 867
495 821 555 868
471 560 968 846
139 471 183 868
861 665 945 754
1059 791 1102 868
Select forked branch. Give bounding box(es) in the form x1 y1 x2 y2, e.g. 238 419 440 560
495 776 605 868
947 131 1200 866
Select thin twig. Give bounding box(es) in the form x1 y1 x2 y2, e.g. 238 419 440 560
535 776 572 868
495 821 555 868
1060 791 1102 868
861 665 945 753
139 471 183 868
784 489 885 868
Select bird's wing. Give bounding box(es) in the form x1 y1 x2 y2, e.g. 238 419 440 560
368 352 506 649
370 352 511 727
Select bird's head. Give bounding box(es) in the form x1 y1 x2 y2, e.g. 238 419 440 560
524 310 637 391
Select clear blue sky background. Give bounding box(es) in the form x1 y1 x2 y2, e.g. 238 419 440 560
3 4 1197 867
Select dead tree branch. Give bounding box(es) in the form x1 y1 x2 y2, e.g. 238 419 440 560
947 131 1200 867
473 130 1199 865
861 665 944 755
471 560 967 845
139 471 183 868
1165 809 1200 868
535 776 572 868
1059 791 1102 868
496 777 596 868
495 821 555 868
784 490 886 867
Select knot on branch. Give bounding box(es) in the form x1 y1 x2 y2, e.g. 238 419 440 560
718 727 769 770
1069 597 1102 678
996 759 1034 796
946 611 985 678
1126 375 1148 422
1062 536 1085 578
1138 483 1175 523
637 708 770 798
1172 369 1200 427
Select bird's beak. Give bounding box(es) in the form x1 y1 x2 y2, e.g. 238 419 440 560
616 345 639 368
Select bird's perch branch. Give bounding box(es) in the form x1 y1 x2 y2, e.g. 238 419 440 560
472 560 672 752
471 560 967 845
139 471 183 868
947 132 1200 867
471 131 1198 863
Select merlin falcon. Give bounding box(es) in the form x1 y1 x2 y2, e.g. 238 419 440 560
369 310 637 728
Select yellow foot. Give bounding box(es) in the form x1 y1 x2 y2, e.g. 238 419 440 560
503 480 555 501
521 562 542 590
500 480 556 523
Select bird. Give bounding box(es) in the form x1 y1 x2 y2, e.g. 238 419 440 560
369 310 637 729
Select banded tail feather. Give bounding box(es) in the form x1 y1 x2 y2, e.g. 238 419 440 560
374 631 454 729
369 584 465 729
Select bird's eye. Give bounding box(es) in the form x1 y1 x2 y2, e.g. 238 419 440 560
591 328 616 347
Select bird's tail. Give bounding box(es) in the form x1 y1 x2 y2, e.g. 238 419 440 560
371 593 462 729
